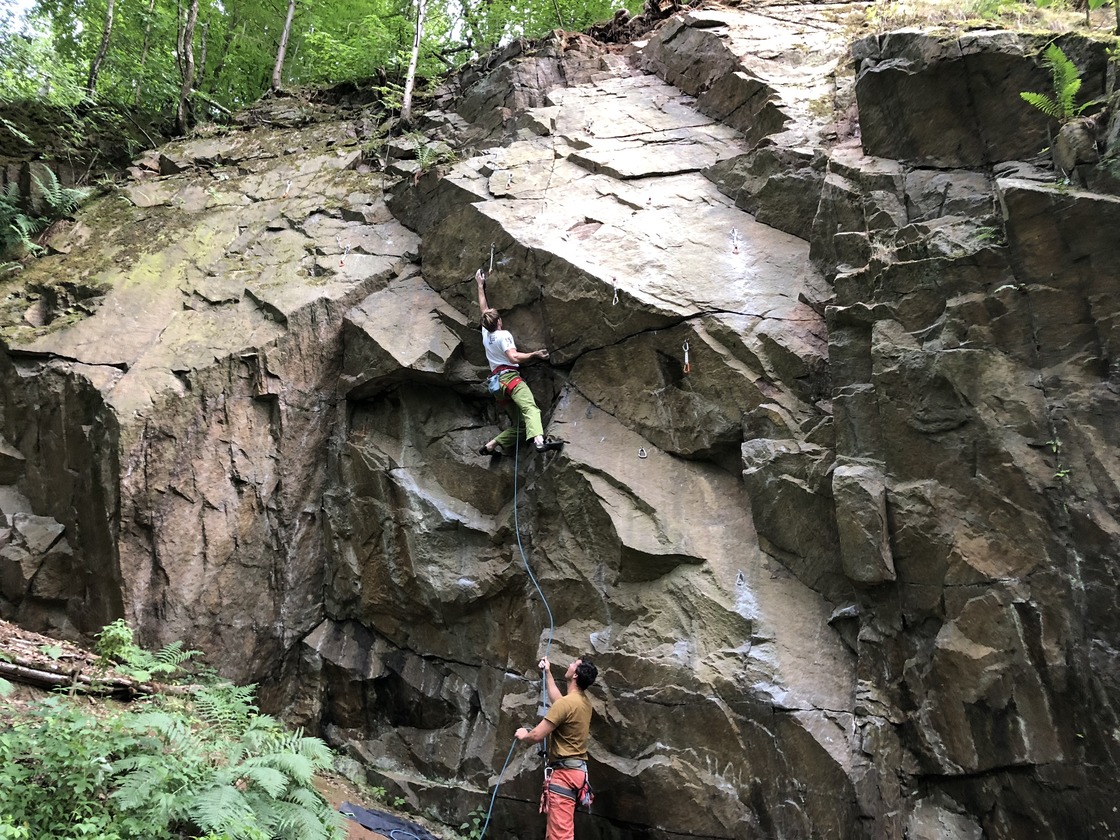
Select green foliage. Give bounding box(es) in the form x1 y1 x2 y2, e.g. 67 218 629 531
456 807 486 840
4 0 647 129
33 168 91 217
965 0 1018 20
0 168 91 261
113 685 340 840
0 183 44 257
0 10 85 105
406 130 455 172
457 0 643 51
0 696 145 839
0 622 343 840
95 618 199 682
1019 43 1094 124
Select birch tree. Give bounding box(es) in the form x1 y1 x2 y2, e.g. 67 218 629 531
85 0 116 93
400 0 427 124
271 0 297 91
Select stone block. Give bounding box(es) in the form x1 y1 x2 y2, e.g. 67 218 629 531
833 462 895 585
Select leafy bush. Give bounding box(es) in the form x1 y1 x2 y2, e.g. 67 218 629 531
95 617 199 682
0 622 343 840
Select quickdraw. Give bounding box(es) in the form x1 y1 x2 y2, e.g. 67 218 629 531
682 341 691 374
540 767 553 814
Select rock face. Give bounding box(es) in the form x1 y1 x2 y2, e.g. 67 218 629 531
2 8 1119 840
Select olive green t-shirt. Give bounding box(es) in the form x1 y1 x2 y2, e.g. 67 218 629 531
544 689 592 761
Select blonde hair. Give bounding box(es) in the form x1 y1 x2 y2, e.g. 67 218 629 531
482 308 500 331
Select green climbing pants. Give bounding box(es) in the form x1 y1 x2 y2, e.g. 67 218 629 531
494 377 543 448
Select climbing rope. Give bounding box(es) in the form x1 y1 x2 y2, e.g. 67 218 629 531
512 421 556 663
477 737 519 839
476 408 557 839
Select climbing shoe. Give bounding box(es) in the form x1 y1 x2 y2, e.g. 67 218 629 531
534 438 565 453
479 443 501 457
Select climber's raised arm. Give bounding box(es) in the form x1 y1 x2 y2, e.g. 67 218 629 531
476 268 490 316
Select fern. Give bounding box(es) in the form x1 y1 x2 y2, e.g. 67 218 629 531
0 168 91 260
1019 43 1093 124
188 785 262 838
30 168 90 217
0 182 44 256
194 682 259 735
6 623 342 840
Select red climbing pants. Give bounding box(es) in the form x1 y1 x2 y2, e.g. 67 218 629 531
545 768 585 840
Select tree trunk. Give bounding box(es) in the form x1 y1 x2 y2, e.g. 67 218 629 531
400 0 428 124
176 0 201 134
271 0 297 91
133 0 158 107
86 0 116 94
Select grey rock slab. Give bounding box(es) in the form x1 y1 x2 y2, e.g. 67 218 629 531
478 172 820 329
553 389 855 716
11 512 66 554
567 127 745 179
341 272 471 395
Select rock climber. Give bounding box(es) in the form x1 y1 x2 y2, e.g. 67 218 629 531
476 268 562 456
515 656 598 840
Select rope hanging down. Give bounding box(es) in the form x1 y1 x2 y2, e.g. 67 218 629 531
476 343 557 839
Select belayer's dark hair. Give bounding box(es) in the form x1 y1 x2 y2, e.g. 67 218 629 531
575 657 598 690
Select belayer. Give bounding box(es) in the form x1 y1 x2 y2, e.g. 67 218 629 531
516 656 598 840
476 268 563 456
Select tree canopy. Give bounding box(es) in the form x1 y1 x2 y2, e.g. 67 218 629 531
1 0 645 126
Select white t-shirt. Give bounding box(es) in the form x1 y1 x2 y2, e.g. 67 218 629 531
483 327 517 370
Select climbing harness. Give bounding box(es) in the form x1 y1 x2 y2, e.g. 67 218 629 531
682 341 691 374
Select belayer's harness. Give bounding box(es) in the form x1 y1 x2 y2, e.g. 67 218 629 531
541 760 593 812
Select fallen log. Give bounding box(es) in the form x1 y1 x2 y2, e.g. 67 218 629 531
0 658 204 698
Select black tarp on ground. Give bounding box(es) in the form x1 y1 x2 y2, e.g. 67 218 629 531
339 801 442 840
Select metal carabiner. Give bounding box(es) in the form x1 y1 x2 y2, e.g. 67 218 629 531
682 341 691 374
